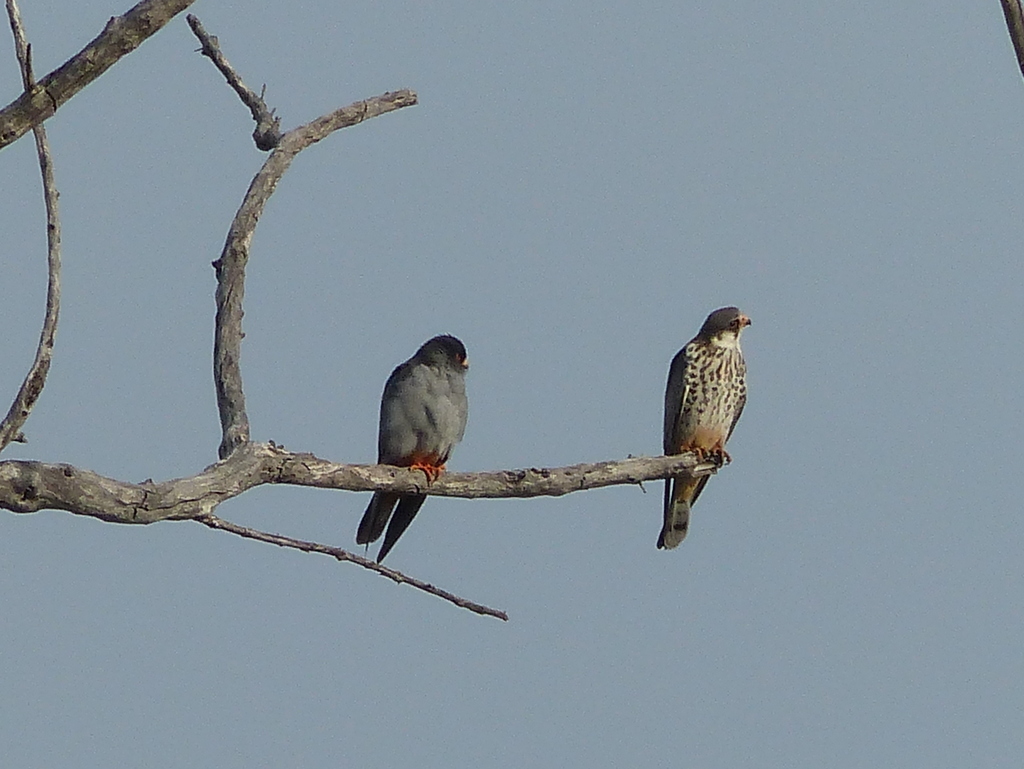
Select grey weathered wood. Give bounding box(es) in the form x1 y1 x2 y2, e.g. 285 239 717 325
0 0 62 453
196 513 510 621
0 0 195 149
186 14 281 150
0 443 716 523
212 90 417 460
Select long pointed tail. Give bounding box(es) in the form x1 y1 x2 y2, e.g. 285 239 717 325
658 477 694 549
356 492 400 546
376 494 427 563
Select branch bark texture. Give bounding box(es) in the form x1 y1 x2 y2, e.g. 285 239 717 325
0 0 62 453
190 15 416 458
196 514 509 621
186 14 281 149
0 0 194 149
0 446 717 620
0 443 715 522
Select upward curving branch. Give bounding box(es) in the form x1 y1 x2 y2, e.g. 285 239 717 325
212 89 416 459
0 0 62 453
198 11 417 459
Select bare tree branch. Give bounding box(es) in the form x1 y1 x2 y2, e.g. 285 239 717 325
186 14 281 149
0 443 716 521
197 19 417 462
0 0 194 150
212 90 417 460
196 514 509 621
0 446 716 617
187 17 415 457
0 0 62 453
1002 0 1024 81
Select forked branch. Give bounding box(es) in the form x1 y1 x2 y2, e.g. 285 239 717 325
211 89 416 460
194 12 417 459
0 445 717 620
0 445 717 616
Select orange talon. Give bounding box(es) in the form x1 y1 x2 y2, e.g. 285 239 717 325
410 460 446 483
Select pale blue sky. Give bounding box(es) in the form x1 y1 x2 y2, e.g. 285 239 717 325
1 1 1022 767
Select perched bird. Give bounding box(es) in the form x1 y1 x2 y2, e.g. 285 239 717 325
660 307 750 549
356 335 469 562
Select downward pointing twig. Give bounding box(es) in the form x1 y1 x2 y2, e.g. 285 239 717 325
196 513 509 621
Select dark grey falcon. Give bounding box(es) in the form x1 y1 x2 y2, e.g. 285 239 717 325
356 335 469 563
660 307 750 549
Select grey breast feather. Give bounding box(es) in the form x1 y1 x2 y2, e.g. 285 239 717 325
378 362 467 464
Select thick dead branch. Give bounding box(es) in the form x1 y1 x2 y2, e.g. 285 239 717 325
186 14 281 149
0 0 62 453
196 514 508 620
0 446 715 618
1002 0 1024 81
0 443 716 522
0 0 194 149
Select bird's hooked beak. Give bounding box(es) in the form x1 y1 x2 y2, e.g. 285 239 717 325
739 314 752 328
460 356 470 369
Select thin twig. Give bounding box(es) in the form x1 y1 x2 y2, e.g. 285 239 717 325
186 14 281 149
0 0 62 453
1002 0 1024 81
0 0 195 149
195 514 508 620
